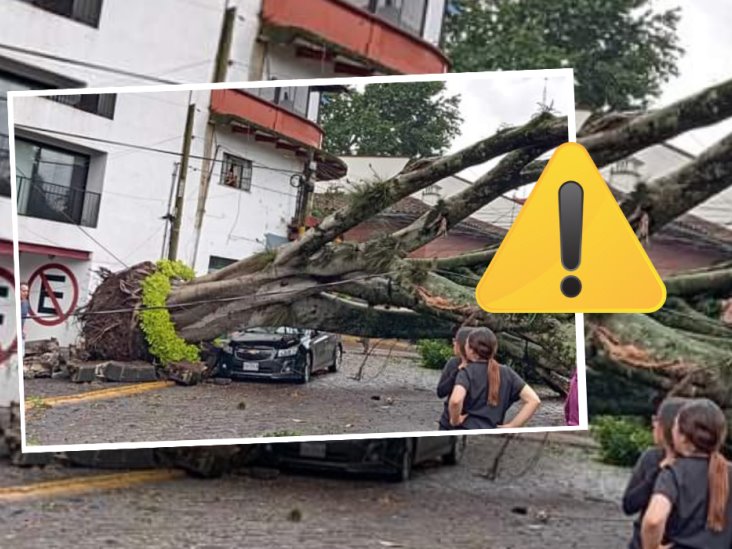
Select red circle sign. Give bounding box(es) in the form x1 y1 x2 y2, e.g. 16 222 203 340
0 266 17 363
28 263 79 327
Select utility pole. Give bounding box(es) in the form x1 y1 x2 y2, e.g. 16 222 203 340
167 102 196 261
190 5 237 268
293 151 316 238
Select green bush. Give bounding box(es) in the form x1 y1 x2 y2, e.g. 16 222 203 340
139 259 200 365
416 339 454 370
591 416 654 467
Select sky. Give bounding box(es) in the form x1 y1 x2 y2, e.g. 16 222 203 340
440 2 732 200
445 71 572 181
652 0 732 153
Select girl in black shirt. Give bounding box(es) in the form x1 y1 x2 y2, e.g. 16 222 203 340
642 398 732 549
436 327 473 430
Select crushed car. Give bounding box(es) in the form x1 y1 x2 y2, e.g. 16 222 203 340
215 327 342 383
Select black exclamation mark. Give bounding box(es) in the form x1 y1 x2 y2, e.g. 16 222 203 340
559 181 583 298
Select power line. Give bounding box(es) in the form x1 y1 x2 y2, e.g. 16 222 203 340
0 42 182 85
15 124 305 176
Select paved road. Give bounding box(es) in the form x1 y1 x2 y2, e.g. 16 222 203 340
0 434 633 548
24 350 565 446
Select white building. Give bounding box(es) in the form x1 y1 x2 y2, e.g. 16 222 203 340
0 0 450 360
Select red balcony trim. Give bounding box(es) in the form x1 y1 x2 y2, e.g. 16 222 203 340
260 0 450 75
210 89 347 180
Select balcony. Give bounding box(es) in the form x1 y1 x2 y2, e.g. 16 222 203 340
17 176 100 227
210 89 347 180
259 0 449 75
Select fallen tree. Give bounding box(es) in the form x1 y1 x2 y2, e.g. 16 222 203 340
79 78 732 417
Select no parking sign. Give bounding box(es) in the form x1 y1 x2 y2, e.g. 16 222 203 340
28 263 79 326
0 267 17 363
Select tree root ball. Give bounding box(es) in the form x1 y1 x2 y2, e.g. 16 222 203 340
79 262 156 361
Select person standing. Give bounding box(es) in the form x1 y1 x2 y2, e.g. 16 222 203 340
19 282 30 349
448 328 541 430
623 396 689 549
436 326 473 430
564 369 579 426
642 398 732 549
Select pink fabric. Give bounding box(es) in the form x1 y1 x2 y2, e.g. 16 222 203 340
564 370 579 426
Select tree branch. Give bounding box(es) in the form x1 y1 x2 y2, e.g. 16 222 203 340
408 246 498 270
522 77 732 182
619 132 732 233
273 113 567 266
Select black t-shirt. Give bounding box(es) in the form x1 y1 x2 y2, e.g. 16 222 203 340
652 456 732 549
453 361 526 429
623 446 664 549
437 357 461 430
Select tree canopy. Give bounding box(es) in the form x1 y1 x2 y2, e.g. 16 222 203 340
444 0 683 110
319 81 463 157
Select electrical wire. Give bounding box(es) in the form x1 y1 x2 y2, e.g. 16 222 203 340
14 124 305 176
0 42 181 85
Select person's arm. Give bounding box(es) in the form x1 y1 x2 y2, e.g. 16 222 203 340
622 450 662 515
641 494 672 549
436 358 460 399
449 385 468 427
499 384 540 428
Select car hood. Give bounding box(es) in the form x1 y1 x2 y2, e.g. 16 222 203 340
229 333 301 348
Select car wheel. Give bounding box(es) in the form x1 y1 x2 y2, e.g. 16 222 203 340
298 353 313 384
328 345 342 373
388 439 414 482
443 436 467 466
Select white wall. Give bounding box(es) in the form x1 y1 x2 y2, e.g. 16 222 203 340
0 0 263 87
184 126 302 273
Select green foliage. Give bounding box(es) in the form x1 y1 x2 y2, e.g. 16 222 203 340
591 416 654 466
320 81 463 156
444 0 683 110
140 259 200 365
416 339 454 370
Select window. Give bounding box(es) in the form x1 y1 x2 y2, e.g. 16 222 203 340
220 153 253 192
15 138 100 227
47 93 117 119
208 255 237 273
20 0 104 27
345 0 428 37
250 83 311 119
0 70 44 196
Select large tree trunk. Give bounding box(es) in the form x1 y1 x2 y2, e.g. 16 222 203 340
80 79 732 417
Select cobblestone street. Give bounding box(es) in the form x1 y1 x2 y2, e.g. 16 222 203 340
0 434 632 548
24 347 565 446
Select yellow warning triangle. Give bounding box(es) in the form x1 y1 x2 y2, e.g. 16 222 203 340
475 142 666 313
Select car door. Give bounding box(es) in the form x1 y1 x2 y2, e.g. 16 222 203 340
306 330 324 370
413 436 450 464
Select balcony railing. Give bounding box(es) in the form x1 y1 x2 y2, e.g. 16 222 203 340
16 176 100 227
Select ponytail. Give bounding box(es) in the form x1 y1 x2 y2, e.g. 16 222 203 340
488 358 500 406
708 451 729 532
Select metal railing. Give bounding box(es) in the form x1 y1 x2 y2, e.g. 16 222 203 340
46 93 116 119
16 176 100 227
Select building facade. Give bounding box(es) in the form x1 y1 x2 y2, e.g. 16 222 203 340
0 0 450 356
